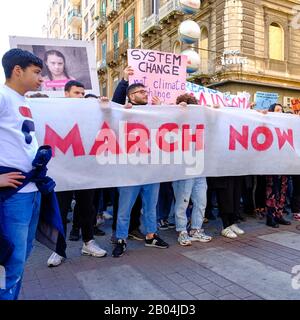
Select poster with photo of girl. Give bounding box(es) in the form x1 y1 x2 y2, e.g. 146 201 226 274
9 36 99 97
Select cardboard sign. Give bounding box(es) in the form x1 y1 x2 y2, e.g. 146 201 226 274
255 92 279 110
127 49 187 104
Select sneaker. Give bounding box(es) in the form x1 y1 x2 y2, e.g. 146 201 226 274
93 226 106 236
128 229 145 241
178 231 192 246
69 227 80 241
81 240 107 257
229 224 245 235
158 219 169 230
47 252 64 267
293 213 300 221
168 222 176 229
102 212 113 220
189 229 212 242
221 227 237 239
96 214 105 226
145 234 169 249
112 239 127 258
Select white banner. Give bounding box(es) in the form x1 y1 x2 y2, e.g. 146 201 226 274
29 98 300 191
186 82 251 109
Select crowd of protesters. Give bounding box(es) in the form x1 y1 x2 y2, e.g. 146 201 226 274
0 49 298 300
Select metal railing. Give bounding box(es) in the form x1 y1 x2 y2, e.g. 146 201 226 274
141 14 160 34
158 0 181 21
68 8 82 23
69 33 82 40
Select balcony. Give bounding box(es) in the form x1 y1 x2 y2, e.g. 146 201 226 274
107 1 120 22
107 48 120 68
95 13 107 34
120 0 134 9
68 9 82 27
158 0 184 25
97 61 107 75
119 38 135 57
69 33 82 40
141 14 161 36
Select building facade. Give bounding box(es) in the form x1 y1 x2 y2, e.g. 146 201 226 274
46 0 142 98
141 0 300 108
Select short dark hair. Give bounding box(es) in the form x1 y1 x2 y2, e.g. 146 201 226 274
84 93 98 99
126 83 146 98
64 80 84 92
2 48 43 79
176 93 198 105
28 93 49 98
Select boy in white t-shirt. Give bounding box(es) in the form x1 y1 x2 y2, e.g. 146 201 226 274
0 48 43 300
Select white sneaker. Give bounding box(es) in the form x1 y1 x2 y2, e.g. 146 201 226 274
47 252 64 267
96 214 105 226
221 227 237 239
178 231 192 246
189 229 212 242
102 211 113 220
81 240 107 257
230 224 245 235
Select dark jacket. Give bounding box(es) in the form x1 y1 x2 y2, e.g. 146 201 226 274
0 146 66 265
112 79 129 105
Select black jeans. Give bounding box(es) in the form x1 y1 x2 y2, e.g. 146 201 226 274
291 175 300 213
56 189 95 242
215 176 242 228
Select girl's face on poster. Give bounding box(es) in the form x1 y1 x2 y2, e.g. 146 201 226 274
46 54 65 77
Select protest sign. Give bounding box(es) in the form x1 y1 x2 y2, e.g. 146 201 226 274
127 49 187 104
255 91 279 110
10 36 99 97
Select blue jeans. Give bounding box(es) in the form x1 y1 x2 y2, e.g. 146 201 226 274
116 184 160 240
173 178 207 232
0 192 41 300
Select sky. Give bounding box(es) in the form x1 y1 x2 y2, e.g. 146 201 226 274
0 0 51 82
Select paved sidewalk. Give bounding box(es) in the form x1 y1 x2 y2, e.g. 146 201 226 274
19 215 300 300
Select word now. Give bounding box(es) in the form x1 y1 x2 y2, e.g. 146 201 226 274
229 125 294 151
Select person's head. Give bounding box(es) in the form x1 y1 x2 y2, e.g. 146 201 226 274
64 80 85 98
126 83 148 105
176 93 198 105
269 103 283 113
44 50 70 80
84 93 98 99
2 48 43 94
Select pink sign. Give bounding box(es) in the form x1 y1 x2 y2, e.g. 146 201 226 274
127 49 187 104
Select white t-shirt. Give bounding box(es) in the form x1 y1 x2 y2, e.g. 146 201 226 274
0 85 38 193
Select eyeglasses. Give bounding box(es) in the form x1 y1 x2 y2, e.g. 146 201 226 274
130 89 148 95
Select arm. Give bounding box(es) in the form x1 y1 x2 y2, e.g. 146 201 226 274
111 66 134 104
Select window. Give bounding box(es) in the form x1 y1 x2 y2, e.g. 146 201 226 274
90 4 95 26
84 14 89 33
102 41 107 64
269 22 284 61
173 41 181 54
200 27 209 73
151 0 159 14
101 83 107 97
113 29 119 49
124 16 135 47
101 0 106 15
